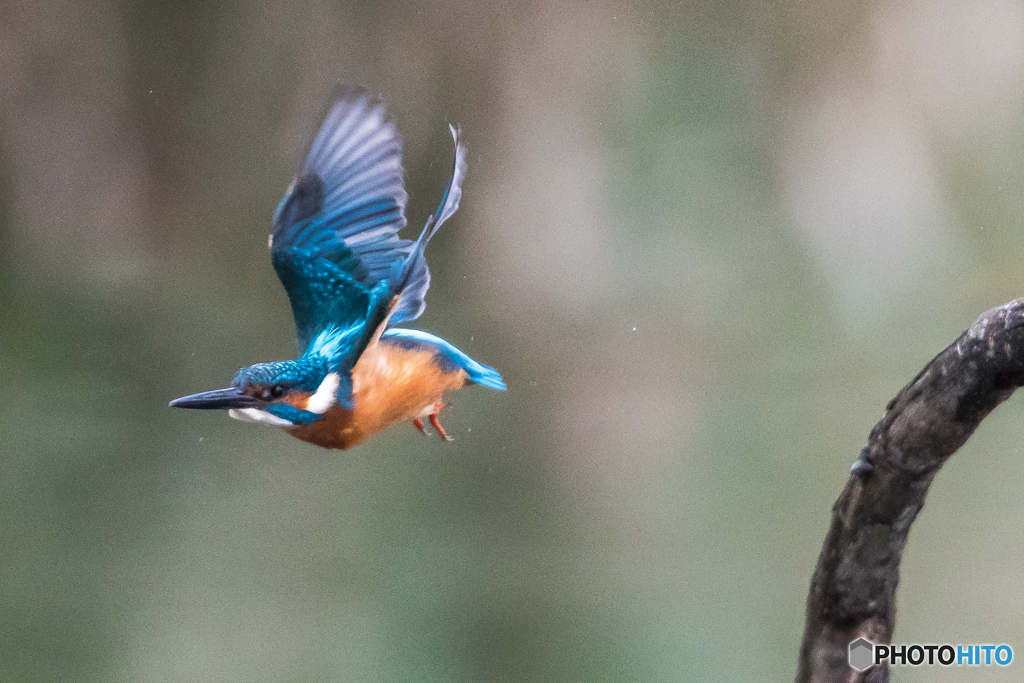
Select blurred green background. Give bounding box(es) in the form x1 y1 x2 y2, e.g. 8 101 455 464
3 1 1024 681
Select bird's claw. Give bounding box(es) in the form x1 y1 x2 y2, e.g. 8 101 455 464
411 404 453 441
428 403 452 446
429 411 454 441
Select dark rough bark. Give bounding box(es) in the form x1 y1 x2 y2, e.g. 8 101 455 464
796 299 1024 683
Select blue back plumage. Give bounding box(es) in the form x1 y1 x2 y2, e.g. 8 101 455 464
381 328 506 391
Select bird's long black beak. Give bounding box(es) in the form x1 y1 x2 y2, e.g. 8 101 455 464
169 387 266 410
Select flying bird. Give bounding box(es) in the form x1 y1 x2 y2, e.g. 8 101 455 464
170 87 505 449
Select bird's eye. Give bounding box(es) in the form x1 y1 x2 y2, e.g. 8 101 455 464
271 385 285 399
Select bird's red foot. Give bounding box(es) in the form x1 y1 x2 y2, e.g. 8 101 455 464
413 418 427 435
429 403 454 442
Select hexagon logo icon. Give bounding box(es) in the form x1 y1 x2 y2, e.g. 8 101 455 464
849 638 875 671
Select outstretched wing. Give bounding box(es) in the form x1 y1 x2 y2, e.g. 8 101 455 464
271 86 413 351
388 124 467 326
269 85 469 392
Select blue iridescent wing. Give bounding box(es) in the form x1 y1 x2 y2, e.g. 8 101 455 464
270 86 469 381
270 248 386 353
271 86 413 351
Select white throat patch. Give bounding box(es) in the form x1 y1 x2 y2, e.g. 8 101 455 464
305 372 340 414
228 408 295 427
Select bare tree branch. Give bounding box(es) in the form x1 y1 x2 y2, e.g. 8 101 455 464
796 299 1024 683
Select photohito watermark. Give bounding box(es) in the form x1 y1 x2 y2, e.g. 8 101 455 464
849 638 1013 672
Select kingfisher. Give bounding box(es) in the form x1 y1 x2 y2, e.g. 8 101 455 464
169 86 506 449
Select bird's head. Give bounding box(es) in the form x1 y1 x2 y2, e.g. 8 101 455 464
169 359 348 427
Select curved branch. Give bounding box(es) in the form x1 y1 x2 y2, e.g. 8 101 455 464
796 299 1024 683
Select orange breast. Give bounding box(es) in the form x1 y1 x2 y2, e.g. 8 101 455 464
285 340 467 449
